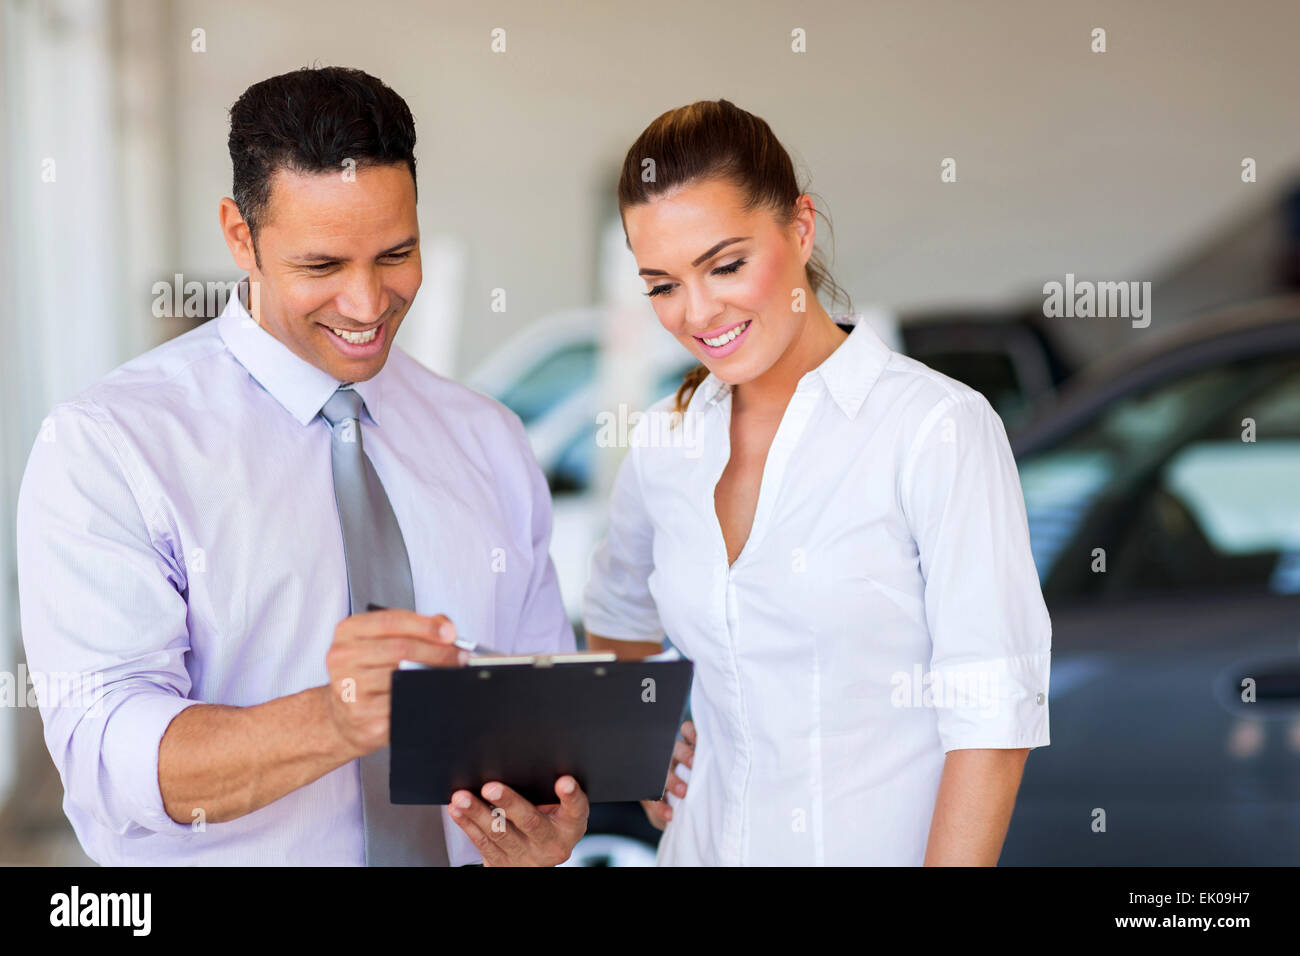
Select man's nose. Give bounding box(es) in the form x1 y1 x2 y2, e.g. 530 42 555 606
336 268 388 324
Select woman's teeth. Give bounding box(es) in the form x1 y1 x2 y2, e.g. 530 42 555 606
701 320 750 347
329 326 379 345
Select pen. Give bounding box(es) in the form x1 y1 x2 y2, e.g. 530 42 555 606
365 602 505 657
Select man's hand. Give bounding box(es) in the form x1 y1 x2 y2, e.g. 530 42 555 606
449 776 589 866
324 608 465 760
642 719 695 830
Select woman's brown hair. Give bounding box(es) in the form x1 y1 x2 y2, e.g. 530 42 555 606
616 99 850 415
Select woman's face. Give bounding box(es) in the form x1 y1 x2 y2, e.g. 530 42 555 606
623 177 817 387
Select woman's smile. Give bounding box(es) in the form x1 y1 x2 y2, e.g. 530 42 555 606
693 318 752 358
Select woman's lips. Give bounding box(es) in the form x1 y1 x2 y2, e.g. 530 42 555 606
695 319 752 358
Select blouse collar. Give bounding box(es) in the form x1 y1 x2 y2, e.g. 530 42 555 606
695 311 893 420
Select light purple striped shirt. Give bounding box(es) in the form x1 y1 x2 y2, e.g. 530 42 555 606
16 288 575 865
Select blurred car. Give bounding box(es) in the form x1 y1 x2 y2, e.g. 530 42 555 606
1001 295 1300 864
466 308 698 627
898 305 1076 435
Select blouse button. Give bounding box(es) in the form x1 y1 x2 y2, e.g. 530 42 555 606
1036 692 1045 705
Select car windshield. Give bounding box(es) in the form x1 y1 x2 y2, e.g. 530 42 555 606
497 341 598 425
547 362 696 495
1018 353 1300 600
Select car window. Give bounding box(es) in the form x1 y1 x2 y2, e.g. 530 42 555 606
549 427 594 495
1019 355 1300 600
497 341 597 425
546 363 694 496
1159 439 1300 593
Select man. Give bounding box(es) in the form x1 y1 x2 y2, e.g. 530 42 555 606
16 66 587 866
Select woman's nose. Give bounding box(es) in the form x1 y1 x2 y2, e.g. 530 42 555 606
683 285 726 331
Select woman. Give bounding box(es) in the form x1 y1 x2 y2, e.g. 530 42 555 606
582 100 1052 866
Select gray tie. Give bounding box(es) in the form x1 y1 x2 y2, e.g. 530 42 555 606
320 385 450 866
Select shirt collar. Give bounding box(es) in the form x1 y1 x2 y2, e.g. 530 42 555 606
217 280 388 427
695 312 892 420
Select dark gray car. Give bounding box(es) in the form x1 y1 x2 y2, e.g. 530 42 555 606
1000 295 1300 865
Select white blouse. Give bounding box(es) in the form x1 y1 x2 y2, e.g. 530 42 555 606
582 313 1052 866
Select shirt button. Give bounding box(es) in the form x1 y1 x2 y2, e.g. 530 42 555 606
1036 692 1045 705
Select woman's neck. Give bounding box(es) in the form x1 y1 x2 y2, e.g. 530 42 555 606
732 302 849 416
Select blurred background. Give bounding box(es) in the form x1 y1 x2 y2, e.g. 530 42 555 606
3 0 1300 865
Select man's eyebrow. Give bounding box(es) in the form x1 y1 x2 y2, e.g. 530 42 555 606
291 236 419 263
378 235 419 255
637 236 749 276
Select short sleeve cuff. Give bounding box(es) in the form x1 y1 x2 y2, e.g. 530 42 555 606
100 692 205 834
931 653 1050 753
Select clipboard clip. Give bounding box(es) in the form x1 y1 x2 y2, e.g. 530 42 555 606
469 651 619 668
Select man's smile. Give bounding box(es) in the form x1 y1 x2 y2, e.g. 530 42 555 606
319 319 387 357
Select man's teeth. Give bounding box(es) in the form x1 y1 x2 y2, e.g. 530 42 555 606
701 320 750 348
330 326 379 345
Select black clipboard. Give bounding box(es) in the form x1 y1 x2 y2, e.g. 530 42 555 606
390 656 694 806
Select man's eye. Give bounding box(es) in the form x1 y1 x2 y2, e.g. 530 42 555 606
303 263 336 273
382 251 413 263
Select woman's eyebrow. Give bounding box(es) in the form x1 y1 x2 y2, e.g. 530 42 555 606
638 236 750 276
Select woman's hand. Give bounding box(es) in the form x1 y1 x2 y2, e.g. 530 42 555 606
641 720 696 830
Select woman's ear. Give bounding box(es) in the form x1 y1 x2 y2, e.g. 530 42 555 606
792 194 818 265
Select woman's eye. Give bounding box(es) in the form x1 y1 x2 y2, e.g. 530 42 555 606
643 259 745 297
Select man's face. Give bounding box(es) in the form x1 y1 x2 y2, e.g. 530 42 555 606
226 162 421 382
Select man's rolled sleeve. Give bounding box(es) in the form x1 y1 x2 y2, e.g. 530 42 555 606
97 690 203 834
899 392 1052 753
16 401 202 838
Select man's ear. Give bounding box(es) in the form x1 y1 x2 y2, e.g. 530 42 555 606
219 197 257 272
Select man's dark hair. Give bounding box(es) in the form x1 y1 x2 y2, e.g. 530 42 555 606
228 66 417 260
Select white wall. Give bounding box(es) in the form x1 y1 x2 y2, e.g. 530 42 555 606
165 0 1300 372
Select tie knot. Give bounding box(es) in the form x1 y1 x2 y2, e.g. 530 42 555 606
320 386 366 427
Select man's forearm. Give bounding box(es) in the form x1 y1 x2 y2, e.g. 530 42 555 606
158 685 360 825
923 748 1029 865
